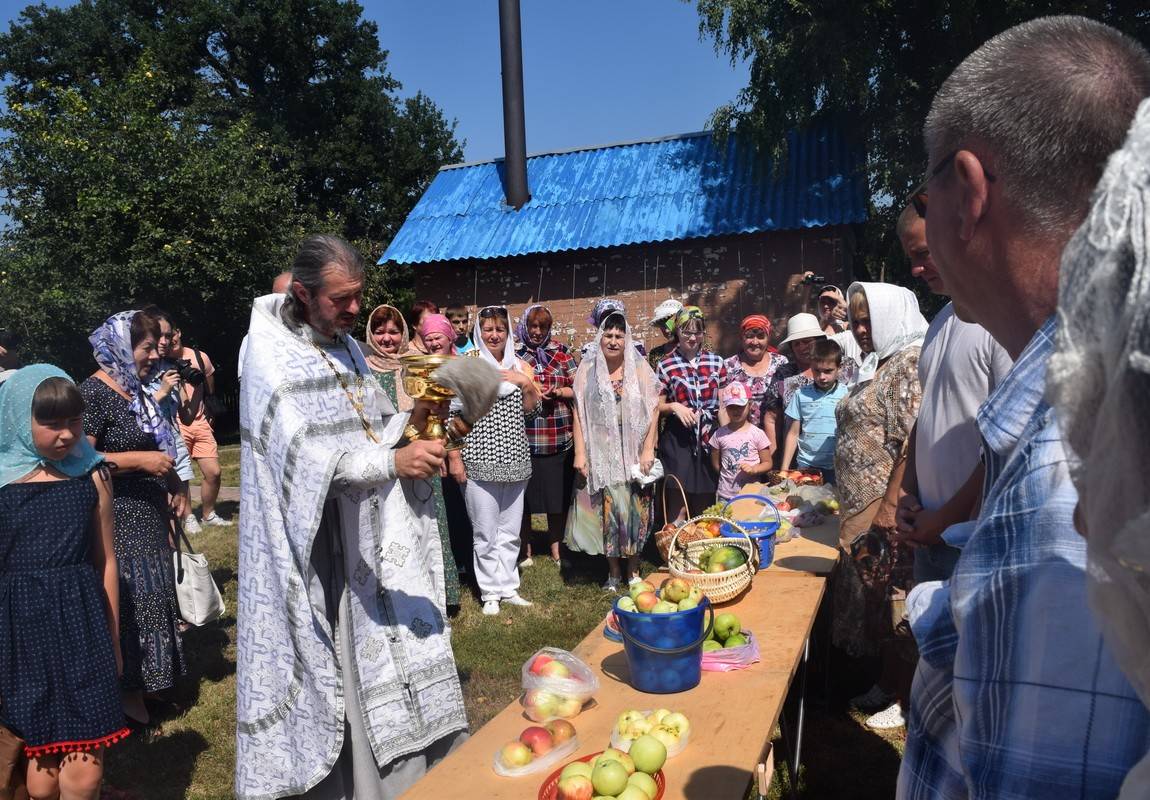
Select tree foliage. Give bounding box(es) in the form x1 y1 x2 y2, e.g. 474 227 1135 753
695 0 1150 294
0 0 461 381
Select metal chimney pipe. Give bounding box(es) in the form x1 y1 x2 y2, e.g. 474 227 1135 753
498 0 530 209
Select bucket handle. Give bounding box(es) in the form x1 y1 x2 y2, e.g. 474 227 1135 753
721 494 782 530
618 604 715 655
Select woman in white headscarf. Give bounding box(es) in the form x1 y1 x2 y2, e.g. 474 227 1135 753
566 312 660 591
456 306 540 616
831 281 927 731
1047 98 1150 799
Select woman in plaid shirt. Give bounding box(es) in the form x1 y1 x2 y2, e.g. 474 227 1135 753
655 306 727 521
515 305 576 566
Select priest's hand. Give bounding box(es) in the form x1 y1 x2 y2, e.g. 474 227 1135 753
395 439 446 480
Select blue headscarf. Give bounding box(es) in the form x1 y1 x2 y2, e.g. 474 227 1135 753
89 311 180 458
0 364 104 488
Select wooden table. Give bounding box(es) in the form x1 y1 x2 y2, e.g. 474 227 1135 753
765 520 840 577
402 573 826 800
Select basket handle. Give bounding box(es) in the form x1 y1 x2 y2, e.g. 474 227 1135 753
721 494 782 528
671 515 757 574
661 473 689 525
619 604 715 655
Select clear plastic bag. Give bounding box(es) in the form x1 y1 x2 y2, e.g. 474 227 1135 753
609 709 691 758
521 647 599 703
701 630 761 672
491 733 581 777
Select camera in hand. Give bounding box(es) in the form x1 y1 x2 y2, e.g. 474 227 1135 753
800 273 827 285
174 359 205 386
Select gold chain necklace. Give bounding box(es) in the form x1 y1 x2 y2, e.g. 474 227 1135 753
308 335 380 443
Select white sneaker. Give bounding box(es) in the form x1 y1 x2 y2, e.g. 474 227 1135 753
502 594 533 607
850 684 894 712
481 600 500 616
202 512 229 527
628 575 643 586
864 702 905 730
602 578 620 594
518 557 534 568
183 515 202 534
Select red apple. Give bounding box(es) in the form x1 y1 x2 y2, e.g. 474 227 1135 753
546 719 577 744
499 740 533 768
539 660 571 679
529 653 555 675
635 591 659 612
556 774 594 800
519 725 554 755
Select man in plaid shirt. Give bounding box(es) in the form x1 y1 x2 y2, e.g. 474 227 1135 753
898 17 1150 799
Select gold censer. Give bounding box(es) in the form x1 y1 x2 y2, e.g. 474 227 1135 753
399 353 463 449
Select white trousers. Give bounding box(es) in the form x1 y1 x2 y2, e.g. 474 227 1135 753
464 479 527 601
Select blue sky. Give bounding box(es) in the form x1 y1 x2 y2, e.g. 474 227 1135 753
0 0 749 163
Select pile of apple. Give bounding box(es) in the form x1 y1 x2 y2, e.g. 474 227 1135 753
701 611 747 651
496 719 578 774
552 739 666 800
521 650 596 722
613 708 690 755
615 577 704 614
696 543 748 573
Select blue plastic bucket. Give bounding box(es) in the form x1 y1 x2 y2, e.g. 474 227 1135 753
720 494 780 570
614 598 714 694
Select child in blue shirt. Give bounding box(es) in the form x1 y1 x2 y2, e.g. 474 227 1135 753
780 339 848 485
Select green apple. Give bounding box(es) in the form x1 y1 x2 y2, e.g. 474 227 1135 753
660 577 691 603
629 580 655 601
591 760 629 796
616 787 651 800
714 612 741 641
628 771 660 799
560 761 594 781
686 585 705 604
651 600 679 614
677 596 698 611
617 596 637 613
701 639 723 652
724 633 748 648
629 734 668 775
662 712 691 737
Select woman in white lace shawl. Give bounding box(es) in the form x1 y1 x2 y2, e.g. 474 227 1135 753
1047 98 1150 799
567 312 660 591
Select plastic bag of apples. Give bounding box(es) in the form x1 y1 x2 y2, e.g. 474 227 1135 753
492 719 581 777
520 648 600 722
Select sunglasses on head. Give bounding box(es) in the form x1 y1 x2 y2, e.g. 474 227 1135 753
478 306 507 319
906 151 997 218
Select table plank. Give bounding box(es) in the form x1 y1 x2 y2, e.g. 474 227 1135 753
765 520 840 576
402 573 825 800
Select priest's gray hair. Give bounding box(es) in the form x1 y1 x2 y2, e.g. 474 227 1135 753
925 15 1150 234
284 234 365 321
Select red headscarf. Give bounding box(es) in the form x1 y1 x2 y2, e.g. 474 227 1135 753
740 314 778 354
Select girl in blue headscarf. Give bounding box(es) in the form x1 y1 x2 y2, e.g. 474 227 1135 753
0 365 129 796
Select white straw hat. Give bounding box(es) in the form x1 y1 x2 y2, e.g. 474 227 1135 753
779 313 828 346
651 299 684 325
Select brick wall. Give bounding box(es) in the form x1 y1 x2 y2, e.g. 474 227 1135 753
410 227 855 357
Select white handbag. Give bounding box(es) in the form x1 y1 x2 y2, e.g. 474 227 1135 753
172 524 226 626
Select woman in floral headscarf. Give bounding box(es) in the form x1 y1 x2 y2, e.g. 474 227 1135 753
515 304 576 566
79 311 186 725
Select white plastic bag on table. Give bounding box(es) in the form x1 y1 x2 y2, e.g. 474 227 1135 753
610 709 691 758
491 734 581 777
521 647 599 702
701 630 761 672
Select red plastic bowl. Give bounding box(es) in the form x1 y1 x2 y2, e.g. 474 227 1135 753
537 750 666 799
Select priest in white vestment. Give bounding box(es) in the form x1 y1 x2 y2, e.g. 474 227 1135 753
235 235 468 800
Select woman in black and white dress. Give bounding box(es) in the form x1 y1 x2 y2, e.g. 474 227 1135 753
453 306 540 615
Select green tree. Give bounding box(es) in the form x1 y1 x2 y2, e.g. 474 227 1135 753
0 60 326 378
695 1 1150 294
0 0 462 247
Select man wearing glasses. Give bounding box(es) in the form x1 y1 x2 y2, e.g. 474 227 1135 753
898 15 1150 800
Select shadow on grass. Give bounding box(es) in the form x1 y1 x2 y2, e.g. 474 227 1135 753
104 729 211 800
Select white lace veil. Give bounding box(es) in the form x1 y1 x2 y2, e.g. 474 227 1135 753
573 316 659 494
1047 98 1150 796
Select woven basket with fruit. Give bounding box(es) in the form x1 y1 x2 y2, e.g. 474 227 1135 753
667 516 755 603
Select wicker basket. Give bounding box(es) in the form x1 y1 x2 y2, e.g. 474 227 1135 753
667 515 755 603
654 474 697 561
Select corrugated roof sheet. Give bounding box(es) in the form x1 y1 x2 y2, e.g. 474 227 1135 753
381 127 867 265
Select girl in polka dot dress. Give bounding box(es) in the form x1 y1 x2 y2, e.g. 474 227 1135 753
0 365 128 799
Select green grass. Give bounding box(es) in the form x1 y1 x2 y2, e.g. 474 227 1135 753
102 497 902 799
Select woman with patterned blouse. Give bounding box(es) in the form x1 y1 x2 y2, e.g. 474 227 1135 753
832 281 927 731
722 314 788 451
655 306 727 521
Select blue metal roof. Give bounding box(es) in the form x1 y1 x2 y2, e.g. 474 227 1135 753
380 127 867 265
